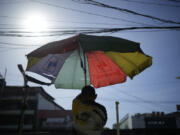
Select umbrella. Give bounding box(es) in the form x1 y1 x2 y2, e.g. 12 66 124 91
26 34 152 89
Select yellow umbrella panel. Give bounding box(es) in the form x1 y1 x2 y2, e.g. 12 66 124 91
105 51 152 79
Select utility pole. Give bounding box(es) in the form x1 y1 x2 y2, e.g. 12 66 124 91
0 69 6 97
115 101 120 135
17 64 28 135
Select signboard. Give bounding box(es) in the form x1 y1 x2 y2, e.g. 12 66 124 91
176 105 180 111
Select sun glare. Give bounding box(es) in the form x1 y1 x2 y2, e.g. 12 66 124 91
23 13 48 33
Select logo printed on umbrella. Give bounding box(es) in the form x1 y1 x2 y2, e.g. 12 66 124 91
43 56 59 73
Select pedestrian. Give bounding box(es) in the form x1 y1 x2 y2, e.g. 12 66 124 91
72 85 107 135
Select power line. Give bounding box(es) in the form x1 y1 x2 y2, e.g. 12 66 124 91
103 86 161 110
120 0 180 8
109 85 177 110
0 48 31 53
54 95 180 104
73 0 180 25
30 0 153 26
98 97 180 104
0 46 32 49
0 26 179 37
84 26 180 34
120 29 176 33
0 42 39 47
169 0 180 3
0 44 35 49
111 89 173 111
0 18 132 26
0 0 28 4
0 26 109 30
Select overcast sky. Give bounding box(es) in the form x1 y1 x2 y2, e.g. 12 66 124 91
0 0 180 128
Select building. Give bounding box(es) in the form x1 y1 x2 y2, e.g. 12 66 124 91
113 110 180 129
0 73 6 95
0 79 73 131
38 110 73 130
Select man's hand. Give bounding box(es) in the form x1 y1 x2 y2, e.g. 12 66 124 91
76 112 90 121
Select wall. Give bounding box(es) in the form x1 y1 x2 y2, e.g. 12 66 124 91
37 94 61 110
120 116 132 129
132 116 145 129
176 118 180 128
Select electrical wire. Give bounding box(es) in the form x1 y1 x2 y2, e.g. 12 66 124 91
0 48 32 53
0 26 180 37
73 0 180 25
30 0 153 27
0 18 131 26
2 75 179 112
110 87 175 111
0 0 28 4
169 0 180 3
120 0 180 8
0 26 110 30
0 42 39 47
83 26 180 34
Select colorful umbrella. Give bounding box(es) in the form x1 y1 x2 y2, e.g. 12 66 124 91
26 34 152 89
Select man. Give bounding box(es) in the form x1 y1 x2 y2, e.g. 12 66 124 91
72 85 107 135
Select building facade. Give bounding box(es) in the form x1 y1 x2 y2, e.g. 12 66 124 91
0 81 73 131
38 110 73 130
113 111 180 129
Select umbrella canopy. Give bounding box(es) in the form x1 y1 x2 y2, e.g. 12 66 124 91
26 34 152 89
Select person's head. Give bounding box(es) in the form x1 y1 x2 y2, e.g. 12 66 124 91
80 85 97 104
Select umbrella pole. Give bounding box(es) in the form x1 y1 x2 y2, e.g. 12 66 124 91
83 52 87 86
116 101 120 135
17 64 28 135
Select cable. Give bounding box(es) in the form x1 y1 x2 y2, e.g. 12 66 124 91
0 0 28 4
107 85 176 111
30 0 153 26
0 47 31 49
74 0 180 25
0 46 33 49
0 26 180 37
84 26 180 34
0 42 39 47
111 88 174 111
169 0 180 2
98 97 180 104
3 74 180 106
119 29 177 33
120 0 180 8
0 26 110 30
106 87 159 110
0 19 131 27
0 48 31 53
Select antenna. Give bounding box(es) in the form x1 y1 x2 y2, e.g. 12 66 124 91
0 72 2 79
4 68 7 80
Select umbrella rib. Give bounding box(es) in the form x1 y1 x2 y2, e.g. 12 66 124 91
77 43 87 87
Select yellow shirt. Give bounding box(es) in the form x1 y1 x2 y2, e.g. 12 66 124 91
72 97 93 126
72 96 107 135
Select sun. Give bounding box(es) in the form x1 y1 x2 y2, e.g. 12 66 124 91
23 13 48 33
